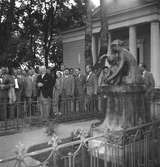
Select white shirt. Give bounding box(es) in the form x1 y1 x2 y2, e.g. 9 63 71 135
42 74 45 79
87 72 92 81
142 70 146 78
15 78 19 89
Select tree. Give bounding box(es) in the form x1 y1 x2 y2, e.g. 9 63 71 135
93 0 109 75
99 0 108 57
0 0 16 66
0 0 86 68
84 0 93 66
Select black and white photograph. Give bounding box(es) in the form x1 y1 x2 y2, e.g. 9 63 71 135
0 0 159 166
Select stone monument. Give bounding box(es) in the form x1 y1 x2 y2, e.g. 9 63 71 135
92 39 146 133
89 40 148 166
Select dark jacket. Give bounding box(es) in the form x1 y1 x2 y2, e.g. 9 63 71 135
62 75 75 96
0 74 11 99
36 73 53 98
143 71 155 96
74 74 85 96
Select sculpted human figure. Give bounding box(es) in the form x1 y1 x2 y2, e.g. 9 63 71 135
106 39 142 85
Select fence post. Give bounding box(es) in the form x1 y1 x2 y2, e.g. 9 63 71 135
68 152 72 167
53 153 58 167
81 146 86 167
17 159 23 167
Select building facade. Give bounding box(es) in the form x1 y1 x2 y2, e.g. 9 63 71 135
62 0 160 87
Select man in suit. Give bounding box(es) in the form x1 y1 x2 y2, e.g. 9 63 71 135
74 68 85 97
85 65 98 112
0 67 11 121
23 70 34 116
29 69 39 115
30 69 38 101
139 63 155 96
139 63 155 121
13 68 24 118
37 66 53 120
62 68 75 97
85 65 98 96
61 68 75 113
74 68 86 112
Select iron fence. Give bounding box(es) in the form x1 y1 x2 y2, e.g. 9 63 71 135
0 120 160 167
0 93 160 135
0 95 104 134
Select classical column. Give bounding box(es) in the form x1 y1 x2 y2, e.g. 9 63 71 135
129 26 137 59
151 21 160 88
92 35 97 65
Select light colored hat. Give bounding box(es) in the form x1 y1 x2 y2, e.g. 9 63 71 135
56 71 63 76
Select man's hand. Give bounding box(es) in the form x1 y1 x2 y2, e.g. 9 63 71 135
37 82 43 87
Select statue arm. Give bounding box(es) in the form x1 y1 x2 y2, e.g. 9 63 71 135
99 54 107 60
107 55 125 81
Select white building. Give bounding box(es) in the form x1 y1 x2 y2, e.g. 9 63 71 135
62 0 160 87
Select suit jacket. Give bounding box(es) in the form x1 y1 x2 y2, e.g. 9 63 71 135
36 73 53 98
86 72 98 96
32 74 38 97
0 74 11 99
74 74 85 96
143 71 155 92
62 75 75 96
24 76 33 98
15 76 24 91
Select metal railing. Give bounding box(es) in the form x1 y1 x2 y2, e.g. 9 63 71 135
0 92 160 134
0 119 160 167
0 95 104 134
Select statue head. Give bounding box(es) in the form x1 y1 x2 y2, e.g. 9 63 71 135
107 53 118 66
111 39 123 53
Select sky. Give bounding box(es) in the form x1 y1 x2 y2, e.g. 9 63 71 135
69 0 100 7
91 0 100 7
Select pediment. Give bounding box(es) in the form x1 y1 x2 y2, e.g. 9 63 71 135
92 0 158 20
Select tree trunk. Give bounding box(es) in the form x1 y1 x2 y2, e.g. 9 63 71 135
93 0 109 75
6 0 15 37
84 0 93 66
4 0 15 51
99 0 108 57
44 7 55 68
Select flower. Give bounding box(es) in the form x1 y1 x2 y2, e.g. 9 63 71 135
48 133 62 150
15 142 27 160
72 129 89 144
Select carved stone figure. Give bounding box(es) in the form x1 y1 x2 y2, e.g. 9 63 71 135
106 39 142 85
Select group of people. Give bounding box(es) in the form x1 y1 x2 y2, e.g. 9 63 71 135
0 67 38 121
0 40 155 122
38 64 98 121
0 64 98 121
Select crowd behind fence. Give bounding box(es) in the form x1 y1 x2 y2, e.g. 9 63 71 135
0 91 160 134
0 94 104 133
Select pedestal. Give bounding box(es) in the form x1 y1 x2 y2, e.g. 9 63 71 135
96 85 146 132
90 85 150 166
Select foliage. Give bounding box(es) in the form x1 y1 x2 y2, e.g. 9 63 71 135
0 0 86 68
